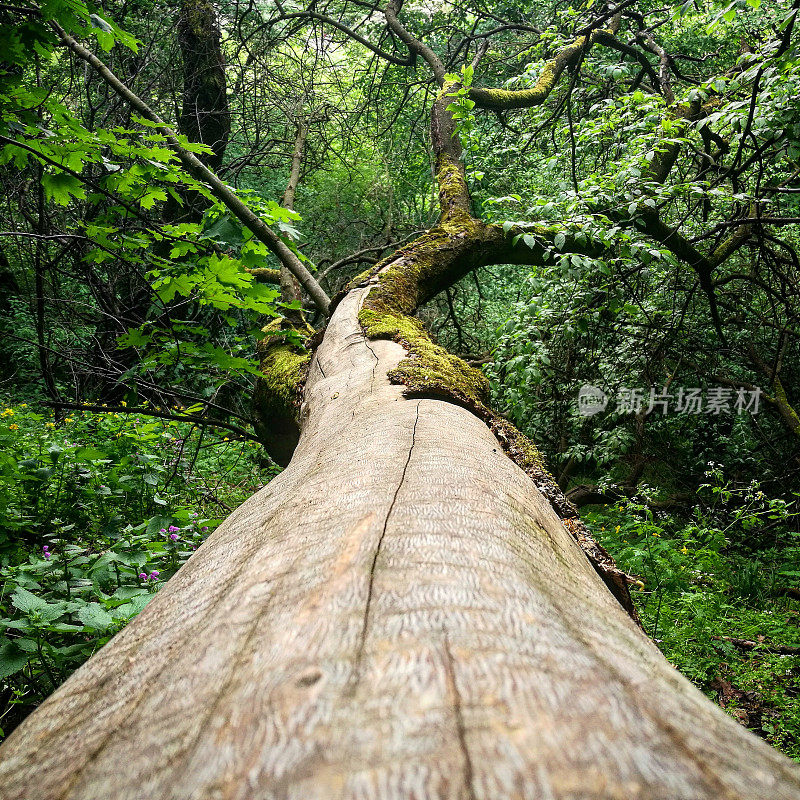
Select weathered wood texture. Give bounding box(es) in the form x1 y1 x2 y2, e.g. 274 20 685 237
2 289 800 799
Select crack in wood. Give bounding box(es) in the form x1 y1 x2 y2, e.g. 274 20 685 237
350 401 421 689
442 628 477 800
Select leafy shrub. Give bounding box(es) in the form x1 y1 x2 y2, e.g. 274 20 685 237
586 473 800 760
0 400 276 738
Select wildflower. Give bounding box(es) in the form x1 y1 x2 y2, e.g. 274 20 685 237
201 526 208 531
168 525 179 533
65 417 74 423
138 572 148 580
191 512 198 518
1 408 13 417
42 545 51 560
614 525 620 533
46 422 55 428
160 528 167 534
680 546 689 554
652 532 660 538
43 552 51 561
169 533 178 541
149 571 160 580
121 400 127 407
20 403 27 408
9 424 18 430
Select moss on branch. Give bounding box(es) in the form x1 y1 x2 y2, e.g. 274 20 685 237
246 267 282 284
350 222 639 622
252 318 312 465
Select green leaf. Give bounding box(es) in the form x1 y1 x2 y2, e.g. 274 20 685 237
74 447 108 462
11 587 47 614
77 603 114 631
139 188 167 210
0 641 29 681
89 14 113 32
42 172 86 206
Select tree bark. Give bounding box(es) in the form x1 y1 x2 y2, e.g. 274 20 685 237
1 286 800 799
177 0 230 171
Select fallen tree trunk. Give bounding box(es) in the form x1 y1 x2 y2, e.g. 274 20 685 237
4 15 800 796
1 286 800 799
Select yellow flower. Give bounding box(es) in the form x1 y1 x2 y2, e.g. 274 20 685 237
65 417 74 423
9 423 19 430
46 422 55 429
680 546 689 554
614 525 620 533
20 403 27 408
120 401 127 407
223 437 229 442
652 532 660 537
2 408 14 417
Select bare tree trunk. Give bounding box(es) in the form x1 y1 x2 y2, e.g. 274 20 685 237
1 286 799 799
279 121 308 309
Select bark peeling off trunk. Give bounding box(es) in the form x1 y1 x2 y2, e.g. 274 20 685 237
1 293 800 799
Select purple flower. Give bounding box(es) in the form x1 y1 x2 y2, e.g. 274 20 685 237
149 571 160 580
159 528 167 534
190 512 198 518
169 533 178 541
138 572 147 580
168 525 179 533
201 526 208 532
44 552 51 561
42 545 49 552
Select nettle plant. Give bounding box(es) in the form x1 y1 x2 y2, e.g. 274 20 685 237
0 401 271 736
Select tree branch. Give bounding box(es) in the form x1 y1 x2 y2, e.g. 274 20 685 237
53 24 331 315
44 402 264 442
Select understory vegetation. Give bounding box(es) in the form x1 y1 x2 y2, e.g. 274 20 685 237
0 400 277 737
1 0 800 768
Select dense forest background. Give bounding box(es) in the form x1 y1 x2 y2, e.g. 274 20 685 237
1 0 800 761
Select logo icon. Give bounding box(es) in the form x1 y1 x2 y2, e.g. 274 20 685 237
578 384 608 416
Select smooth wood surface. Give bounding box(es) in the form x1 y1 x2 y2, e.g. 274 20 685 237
1 288 799 799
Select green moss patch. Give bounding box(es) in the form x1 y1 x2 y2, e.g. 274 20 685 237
252 318 312 463
358 307 490 407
